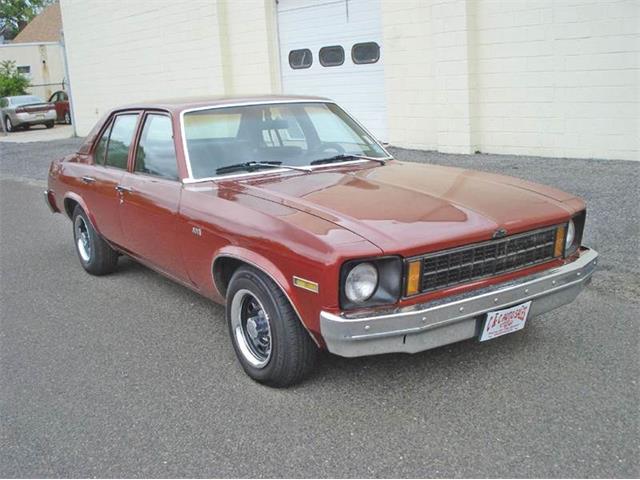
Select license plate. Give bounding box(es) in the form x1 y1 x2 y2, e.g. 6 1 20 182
480 301 531 342
35 114 44 119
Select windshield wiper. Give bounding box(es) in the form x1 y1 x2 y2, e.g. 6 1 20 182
310 154 389 166
216 161 311 175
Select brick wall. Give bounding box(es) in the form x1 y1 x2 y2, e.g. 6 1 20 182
60 0 278 136
382 0 639 160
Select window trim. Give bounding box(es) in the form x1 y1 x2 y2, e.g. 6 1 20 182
351 41 380 65
319 45 345 67
288 48 313 70
132 111 180 182
102 111 142 171
92 119 113 166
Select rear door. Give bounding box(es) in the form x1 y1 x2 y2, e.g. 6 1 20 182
85 112 140 247
118 112 187 280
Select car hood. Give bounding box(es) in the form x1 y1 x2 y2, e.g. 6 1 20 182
228 161 578 256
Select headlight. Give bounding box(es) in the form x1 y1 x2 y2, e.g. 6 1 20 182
344 262 378 303
340 257 403 309
565 219 576 251
564 211 586 258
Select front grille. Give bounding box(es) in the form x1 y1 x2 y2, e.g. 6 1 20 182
417 227 559 294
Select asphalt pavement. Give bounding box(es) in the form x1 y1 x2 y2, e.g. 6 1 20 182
1 139 638 477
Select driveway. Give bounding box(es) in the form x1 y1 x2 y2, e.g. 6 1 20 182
0 140 638 477
0 124 74 143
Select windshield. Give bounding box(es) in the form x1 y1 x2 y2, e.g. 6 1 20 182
182 102 388 178
10 95 44 106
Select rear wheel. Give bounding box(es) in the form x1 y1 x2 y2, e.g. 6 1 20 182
226 266 318 387
72 206 118 275
45 121 54 129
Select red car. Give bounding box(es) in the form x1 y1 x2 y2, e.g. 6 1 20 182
48 90 71 124
45 96 598 387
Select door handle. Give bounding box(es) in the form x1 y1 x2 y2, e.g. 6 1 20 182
81 176 96 184
115 184 134 193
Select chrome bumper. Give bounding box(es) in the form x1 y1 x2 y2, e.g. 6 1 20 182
320 248 598 357
44 189 57 213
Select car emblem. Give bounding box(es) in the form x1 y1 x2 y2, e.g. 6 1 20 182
493 228 508 239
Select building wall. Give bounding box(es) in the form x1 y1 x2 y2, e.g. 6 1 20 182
471 0 639 160
0 42 66 100
382 0 639 160
60 0 279 136
60 0 638 160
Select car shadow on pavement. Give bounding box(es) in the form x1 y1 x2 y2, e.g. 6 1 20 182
113 252 551 391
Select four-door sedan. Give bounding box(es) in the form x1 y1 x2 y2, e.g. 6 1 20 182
45 95 598 387
1 94 56 131
48 90 71 124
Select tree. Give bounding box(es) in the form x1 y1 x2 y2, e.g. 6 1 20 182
0 61 30 96
0 0 54 40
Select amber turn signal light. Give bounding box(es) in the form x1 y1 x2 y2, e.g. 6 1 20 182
406 260 422 296
554 225 566 257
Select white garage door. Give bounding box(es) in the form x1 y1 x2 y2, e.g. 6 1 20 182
277 0 387 141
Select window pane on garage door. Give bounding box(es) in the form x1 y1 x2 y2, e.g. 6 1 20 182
277 0 387 141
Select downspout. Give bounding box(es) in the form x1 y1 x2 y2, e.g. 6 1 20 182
60 28 77 136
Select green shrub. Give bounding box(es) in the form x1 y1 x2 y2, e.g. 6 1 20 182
0 60 30 97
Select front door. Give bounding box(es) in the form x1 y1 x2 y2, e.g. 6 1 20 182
118 112 188 281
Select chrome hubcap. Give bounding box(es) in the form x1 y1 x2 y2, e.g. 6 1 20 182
230 289 272 368
74 216 91 262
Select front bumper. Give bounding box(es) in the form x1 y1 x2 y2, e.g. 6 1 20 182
320 247 598 357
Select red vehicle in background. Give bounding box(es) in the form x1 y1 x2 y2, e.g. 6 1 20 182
44 95 598 387
48 90 71 124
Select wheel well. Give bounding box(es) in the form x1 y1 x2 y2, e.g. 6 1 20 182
212 255 321 347
63 198 79 219
212 256 245 297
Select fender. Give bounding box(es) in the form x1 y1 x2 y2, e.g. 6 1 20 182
63 191 103 235
212 246 322 347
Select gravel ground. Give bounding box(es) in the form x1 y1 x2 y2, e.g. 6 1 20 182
1 139 638 477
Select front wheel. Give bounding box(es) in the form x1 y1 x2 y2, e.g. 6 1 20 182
4 116 13 132
226 267 318 387
45 121 54 129
64 111 71 124
72 206 118 275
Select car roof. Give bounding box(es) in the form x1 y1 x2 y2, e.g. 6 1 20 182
118 94 333 114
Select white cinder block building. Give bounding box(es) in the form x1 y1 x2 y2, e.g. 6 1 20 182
60 0 639 160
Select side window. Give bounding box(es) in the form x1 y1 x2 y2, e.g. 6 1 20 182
289 49 312 69
135 114 178 180
319 46 344 67
49 93 58 103
352 42 380 64
61 92 68 101
93 121 113 165
105 114 138 169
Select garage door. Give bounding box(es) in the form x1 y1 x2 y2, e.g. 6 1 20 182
277 0 387 141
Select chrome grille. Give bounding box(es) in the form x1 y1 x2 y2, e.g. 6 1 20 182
418 227 559 293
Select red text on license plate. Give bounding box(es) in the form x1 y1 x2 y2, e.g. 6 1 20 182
480 301 531 342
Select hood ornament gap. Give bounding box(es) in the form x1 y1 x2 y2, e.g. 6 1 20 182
493 228 508 239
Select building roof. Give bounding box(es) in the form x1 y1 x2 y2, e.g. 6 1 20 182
12 3 62 44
